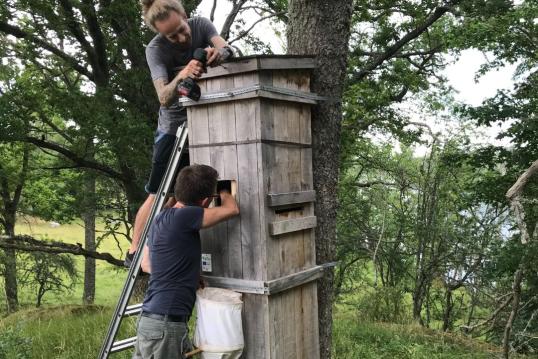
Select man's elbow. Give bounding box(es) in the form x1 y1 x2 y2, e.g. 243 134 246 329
158 95 172 107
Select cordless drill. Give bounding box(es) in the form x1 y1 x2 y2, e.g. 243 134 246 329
177 48 207 101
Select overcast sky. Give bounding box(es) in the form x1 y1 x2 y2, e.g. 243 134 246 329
194 1 517 148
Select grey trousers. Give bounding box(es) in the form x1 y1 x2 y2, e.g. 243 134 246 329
132 315 193 359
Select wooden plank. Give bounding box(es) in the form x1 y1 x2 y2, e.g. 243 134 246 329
237 144 263 280
207 77 236 144
258 90 317 105
256 140 269 282
181 89 318 107
266 265 324 294
186 108 209 146
281 289 296 359
295 285 305 359
201 275 265 294
258 57 316 71
233 71 258 88
302 282 320 359
269 216 317 236
267 190 316 207
299 105 312 145
269 292 284 358
198 56 315 80
233 99 259 142
222 144 242 278
272 69 310 93
242 294 270 358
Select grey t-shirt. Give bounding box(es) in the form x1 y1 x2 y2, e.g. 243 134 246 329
145 17 219 135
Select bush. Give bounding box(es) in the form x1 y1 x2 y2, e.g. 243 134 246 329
356 285 410 323
0 325 32 359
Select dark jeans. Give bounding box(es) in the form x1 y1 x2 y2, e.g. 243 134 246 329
145 130 189 194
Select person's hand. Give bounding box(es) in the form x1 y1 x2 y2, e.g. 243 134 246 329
179 58 205 80
205 47 222 67
198 276 207 289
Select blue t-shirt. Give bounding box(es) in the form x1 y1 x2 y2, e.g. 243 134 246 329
142 206 204 316
145 17 219 135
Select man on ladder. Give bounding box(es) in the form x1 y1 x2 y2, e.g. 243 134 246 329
126 0 234 270
133 164 239 359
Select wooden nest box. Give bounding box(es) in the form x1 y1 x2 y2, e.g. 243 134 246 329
181 55 321 359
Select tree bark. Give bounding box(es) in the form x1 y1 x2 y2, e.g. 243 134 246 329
503 268 523 358
287 1 353 357
82 171 96 305
2 222 18 313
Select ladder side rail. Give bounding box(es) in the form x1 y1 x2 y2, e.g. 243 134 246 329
98 124 189 358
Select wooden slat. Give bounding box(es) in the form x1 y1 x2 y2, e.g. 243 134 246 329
242 294 271 358
281 289 296 359
302 282 320 359
269 292 284 358
269 216 317 236
237 144 264 280
221 145 242 278
267 190 316 207
201 275 266 294
198 56 315 80
181 89 318 107
295 285 305 359
266 265 324 294
258 57 316 71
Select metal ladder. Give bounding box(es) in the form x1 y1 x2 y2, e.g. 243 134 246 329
98 123 189 358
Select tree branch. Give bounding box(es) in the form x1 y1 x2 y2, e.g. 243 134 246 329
210 0 217 22
12 144 29 209
352 1 460 81
220 0 248 40
24 136 126 181
354 180 398 188
0 235 123 267
57 0 98 71
80 0 109 83
0 21 94 81
228 11 286 45
506 159 538 244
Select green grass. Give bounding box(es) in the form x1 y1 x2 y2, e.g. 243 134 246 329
332 309 533 359
0 304 534 359
0 305 136 359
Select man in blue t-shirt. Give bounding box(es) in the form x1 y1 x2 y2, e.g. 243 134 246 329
125 0 234 268
133 164 239 359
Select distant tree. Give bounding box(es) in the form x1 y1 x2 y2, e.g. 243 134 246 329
0 142 30 313
18 250 77 307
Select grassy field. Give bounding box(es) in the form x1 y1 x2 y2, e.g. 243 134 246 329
0 304 533 359
1 218 536 358
332 308 531 358
11 217 130 308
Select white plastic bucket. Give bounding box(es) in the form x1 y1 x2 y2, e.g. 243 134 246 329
194 287 244 359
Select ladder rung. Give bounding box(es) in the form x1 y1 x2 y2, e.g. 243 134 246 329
123 303 143 317
111 337 137 353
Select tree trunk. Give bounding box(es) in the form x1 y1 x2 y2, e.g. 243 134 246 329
3 221 18 313
287 1 353 357
503 267 524 358
442 287 453 332
412 280 425 324
82 172 96 305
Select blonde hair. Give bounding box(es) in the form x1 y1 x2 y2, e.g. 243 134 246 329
141 0 185 32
